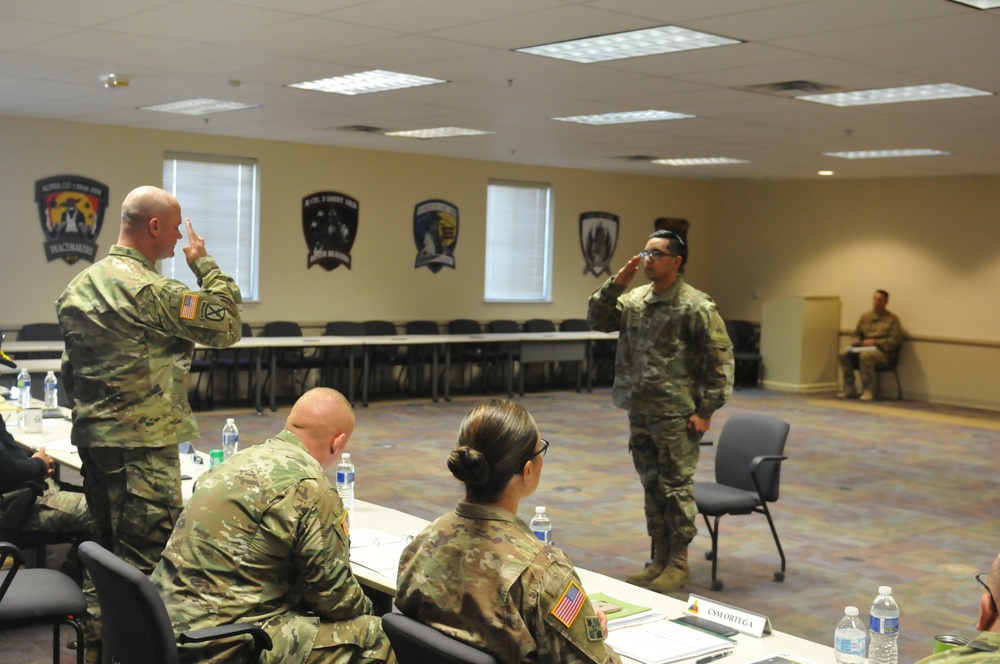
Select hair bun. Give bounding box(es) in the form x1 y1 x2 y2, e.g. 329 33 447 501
447 446 490 486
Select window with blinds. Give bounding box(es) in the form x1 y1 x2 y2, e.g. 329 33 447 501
162 152 260 300
484 180 553 302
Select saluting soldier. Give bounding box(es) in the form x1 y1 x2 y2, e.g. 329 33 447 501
56 185 242 661
588 229 733 594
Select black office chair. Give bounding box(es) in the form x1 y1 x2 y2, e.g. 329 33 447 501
16 323 63 360
382 613 498 664
214 323 254 405
323 322 366 398
403 321 440 395
874 344 903 400
78 541 271 664
0 479 87 575
725 320 762 389
486 320 521 391
363 320 406 400
447 319 487 392
262 321 325 402
521 319 558 391
694 413 790 591
0 541 85 664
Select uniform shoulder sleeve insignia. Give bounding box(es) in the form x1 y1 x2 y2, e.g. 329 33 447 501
339 507 350 541
585 616 603 641
179 293 199 320
551 580 587 628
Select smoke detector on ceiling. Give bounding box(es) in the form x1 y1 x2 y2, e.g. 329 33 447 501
100 74 130 89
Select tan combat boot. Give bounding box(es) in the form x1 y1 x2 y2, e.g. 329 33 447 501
647 545 690 594
625 560 666 587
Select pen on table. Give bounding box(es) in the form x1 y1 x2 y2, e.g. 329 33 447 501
696 650 733 664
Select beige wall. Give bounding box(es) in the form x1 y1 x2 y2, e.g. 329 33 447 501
0 115 714 328
2 115 998 409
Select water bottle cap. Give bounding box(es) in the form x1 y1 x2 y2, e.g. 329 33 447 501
844 606 858 616
210 449 224 458
226 418 235 424
46 371 55 377
342 453 350 460
535 506 545 514
879 585 892 595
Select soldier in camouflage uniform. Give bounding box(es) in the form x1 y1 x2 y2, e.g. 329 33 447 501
587 230 733 594
0 417 88 535
55 185 242 654
152 388 394 664
838 289 903 401
915 552 1000 664
395 398 621 664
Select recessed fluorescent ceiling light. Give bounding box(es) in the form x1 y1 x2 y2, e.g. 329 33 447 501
797 83 991 106
947 0 1000 8
552 110 695 125
140 98 260 116
288 70 445 95
652 157 748 166
384 127 493 139
516 25 740 63
823 149 950 159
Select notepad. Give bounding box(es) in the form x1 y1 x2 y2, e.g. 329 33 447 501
604 618 735 664
590 592 660 629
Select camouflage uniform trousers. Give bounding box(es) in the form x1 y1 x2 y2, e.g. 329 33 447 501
23 477 89 533
261 613 396 664
79 445 182 643
838 348 890 393
627 413 702 553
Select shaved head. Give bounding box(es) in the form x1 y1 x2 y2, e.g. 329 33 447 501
286 388 355 470
121 186 179 230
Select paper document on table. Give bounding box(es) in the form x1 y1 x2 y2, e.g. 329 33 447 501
37 437 76 454
349 528 410 579
605 618 734 664
590 592 661 630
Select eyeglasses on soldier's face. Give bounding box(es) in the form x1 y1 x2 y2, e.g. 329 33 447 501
976 572 997 612
638 250 678 261
524 439 549 464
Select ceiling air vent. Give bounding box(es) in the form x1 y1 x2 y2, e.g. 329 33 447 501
737 80 840 96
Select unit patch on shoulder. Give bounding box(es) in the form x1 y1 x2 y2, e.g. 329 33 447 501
585 616 603 641
551 580 587 628
339 508 350 541
179 293 199 320
201 302 226 322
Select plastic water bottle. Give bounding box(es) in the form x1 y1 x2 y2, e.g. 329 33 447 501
17 368 31 409
222 418 239 460
336 453 355 510
869 586 899 664
43 371 59 408
834 606 867 664
530 506 552 544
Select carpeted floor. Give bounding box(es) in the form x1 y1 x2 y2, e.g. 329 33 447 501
4 385 998 663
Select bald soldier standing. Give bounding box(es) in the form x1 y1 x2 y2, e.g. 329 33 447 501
152 388 395 664
56 185 242 658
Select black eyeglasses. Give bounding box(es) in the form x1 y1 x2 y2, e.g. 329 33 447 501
976 572 997 611
524 439 549 464
639 250 679 260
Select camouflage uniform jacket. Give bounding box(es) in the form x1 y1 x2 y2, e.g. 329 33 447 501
850 310 903 353
916 632 1000 663
395 501 621 664
588 276 733 418
56 244 242 448
151 430 373 664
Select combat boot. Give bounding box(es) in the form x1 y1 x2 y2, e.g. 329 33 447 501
625 560 666 587
647 546 690 594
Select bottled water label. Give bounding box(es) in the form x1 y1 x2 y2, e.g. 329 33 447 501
870 615 899 635
532 529 552 544
223 433 238 447
836 631 867 655
337 470 355 484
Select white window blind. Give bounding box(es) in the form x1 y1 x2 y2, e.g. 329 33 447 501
162 152 259 300
484 181 553 302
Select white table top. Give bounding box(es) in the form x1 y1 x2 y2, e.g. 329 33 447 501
348 499 832 664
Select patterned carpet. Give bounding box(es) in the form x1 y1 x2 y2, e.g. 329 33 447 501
5 385 998 663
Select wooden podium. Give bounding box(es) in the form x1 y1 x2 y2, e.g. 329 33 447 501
760 296 840 393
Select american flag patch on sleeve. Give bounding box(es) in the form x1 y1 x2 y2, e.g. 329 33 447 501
551 580 587 627
179 293 199 320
